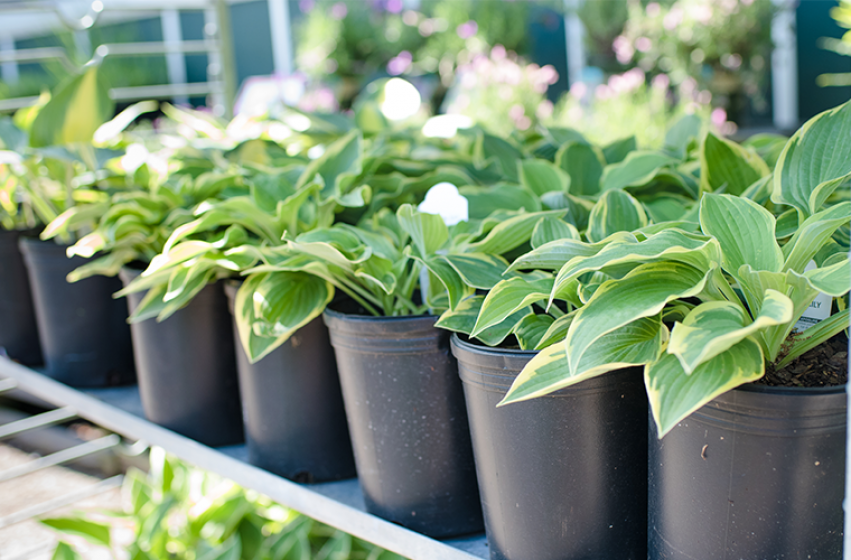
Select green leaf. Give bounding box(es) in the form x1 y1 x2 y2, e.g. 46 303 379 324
435 296 531 346
514 314 555 350
646 339 764 437
30 66 114 147
297 131 362 195
508 231 637 273
237 271 333 362
586 189 648 243
699 193 783 275
782 202 851 273
668 291 793 374
41 517 111 547
51 542 83 560
472 276 554 336
460 184 542 219
772 100 851 219
421 256 469 309
475 133 522 181
600 151 678 191
396 204 448 258
794 256 851 297
551 229 720 296
664 114 702 158
531 217 579 248
441 253 510 290
700 132 769 196
555 142 604 195
519 159 569 196
534 310 578 349
128 283 170 323
602 136 637 164
565 261 711 375
501 316 666 404
464 210 565 255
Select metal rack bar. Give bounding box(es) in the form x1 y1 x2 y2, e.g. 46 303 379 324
0 357 487 560
0 407 77 440
0 434 120 483
0 475 124 529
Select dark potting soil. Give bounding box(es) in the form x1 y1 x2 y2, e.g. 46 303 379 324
760 333 848 388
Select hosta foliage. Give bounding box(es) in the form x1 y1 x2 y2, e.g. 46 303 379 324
45 448 404 560
473 101 851 438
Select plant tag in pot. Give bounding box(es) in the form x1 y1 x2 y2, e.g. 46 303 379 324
794 261 832 332
418 183 468 312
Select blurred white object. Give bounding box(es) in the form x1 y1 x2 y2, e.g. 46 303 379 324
418 182 468 226
422 114 473 138
234 74 305 116
380 78 422 121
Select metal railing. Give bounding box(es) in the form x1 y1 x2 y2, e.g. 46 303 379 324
0 0 237 117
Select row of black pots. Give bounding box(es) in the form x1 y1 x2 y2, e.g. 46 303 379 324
1 232 845 558
1 234 135 385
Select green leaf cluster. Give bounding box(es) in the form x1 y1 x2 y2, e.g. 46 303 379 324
45 447 406 560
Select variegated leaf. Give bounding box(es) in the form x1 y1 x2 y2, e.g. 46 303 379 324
565 261 712 375
667 290 793 374
646 339 764 437
586 189 648 243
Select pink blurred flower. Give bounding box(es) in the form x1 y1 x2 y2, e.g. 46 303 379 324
663 7 683 30
570 81 588 99
595 84 613 100
491 45 507 61
299 0 315 12
457 20 478 39
536 100 554 119
651 73 670 90
539 65 559 85
387 51 413 75
635 37 653 53
646 2 661 17
330 2 347 19
385 0 403 13
516 115 532 130
711 107 727 128
613 35 634 64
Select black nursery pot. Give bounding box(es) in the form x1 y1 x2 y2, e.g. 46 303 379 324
649 383 846 560
120 269 243 447
19 238 134 386
323 307 484 538
224 283 356 482
0 230 42 365
451 335 648 560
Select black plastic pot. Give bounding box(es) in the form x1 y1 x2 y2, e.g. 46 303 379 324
649 383 846 559
0 230 42 365
323 307 483 538
19 238 134 386
451 335 648 560
224 283 356 482
120 269 243 447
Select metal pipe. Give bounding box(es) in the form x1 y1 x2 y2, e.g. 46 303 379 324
0 434 121 483
0 407 77 440
0 475 123 529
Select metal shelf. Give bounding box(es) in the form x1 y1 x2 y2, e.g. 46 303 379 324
0 357 488 560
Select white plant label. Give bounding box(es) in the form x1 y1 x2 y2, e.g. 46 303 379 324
418 182 468 226
418 183 468 312
793 260 832 332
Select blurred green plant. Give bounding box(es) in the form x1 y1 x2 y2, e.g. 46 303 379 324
294 0 557 109
443 46 559 136
818 0 851 87
548 68 722 148
44 448 407 560
616 0 775 123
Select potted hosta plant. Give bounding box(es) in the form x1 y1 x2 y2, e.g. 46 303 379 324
237 195 560 537
0 117 43 366
11 67 137 387
501 101 851 559
433 212 654 559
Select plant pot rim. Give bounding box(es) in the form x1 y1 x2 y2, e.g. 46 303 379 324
323 306 436 323
450 332 537 357
735 380 845 396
